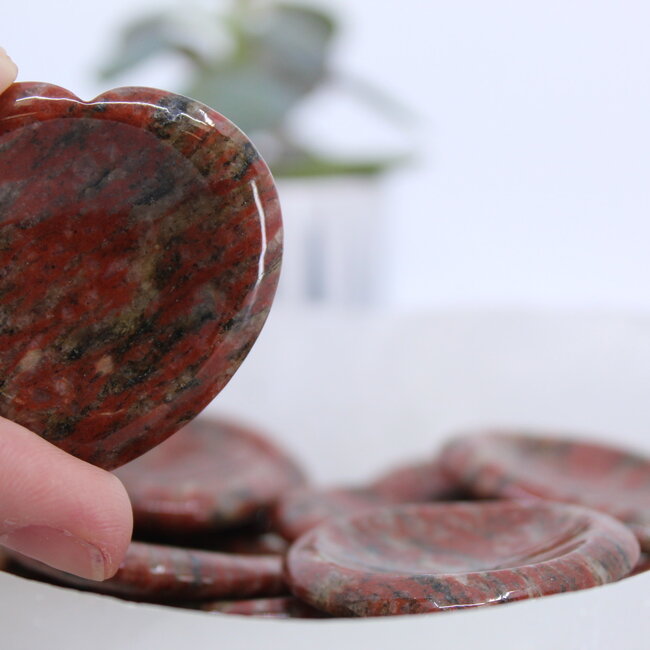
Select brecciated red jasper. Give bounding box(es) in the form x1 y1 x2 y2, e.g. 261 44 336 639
0 83 281 469
285 501 640 617
271 487 393 542
202 596 330 618
114 417 306 533
439 432 650 551
9 540 287 603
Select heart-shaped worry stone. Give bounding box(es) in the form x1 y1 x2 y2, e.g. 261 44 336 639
0 82 281 469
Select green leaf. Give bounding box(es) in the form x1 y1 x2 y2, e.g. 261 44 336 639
185 62 307 133
100 13 209 79
97 2 413 179
183 4 338 133
272 151 410 178
253 4 335 91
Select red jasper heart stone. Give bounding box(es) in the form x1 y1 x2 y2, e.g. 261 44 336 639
0 83 281 469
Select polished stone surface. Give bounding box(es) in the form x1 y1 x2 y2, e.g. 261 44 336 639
285 501 639 617
0 83 281 469
9 540 286 603
370 458 463 502
271 487 391 542
202 596 329 619
210 531 289 556
272 459 462 542
630 553 650 576
440 432 650 551
115 417 306 533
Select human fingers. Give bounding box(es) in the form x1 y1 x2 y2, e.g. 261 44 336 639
0 48 18 93
0 417 133 580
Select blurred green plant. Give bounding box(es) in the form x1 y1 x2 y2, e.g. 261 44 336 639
99 0 412 177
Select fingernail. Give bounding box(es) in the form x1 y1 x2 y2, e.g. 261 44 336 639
0 525 106 581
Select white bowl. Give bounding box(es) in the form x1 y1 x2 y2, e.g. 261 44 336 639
3 308 650 649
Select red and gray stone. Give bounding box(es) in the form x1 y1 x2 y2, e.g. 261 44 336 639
202 596 330 618
439 431 650 551
0 83 281 469
370 458 463 502
271 487 392 542
9 540 287 603
285 501 639 617
114 417 306 533
630 553 650 577
272 458 463 542
133 525 290 556
210 531 289 556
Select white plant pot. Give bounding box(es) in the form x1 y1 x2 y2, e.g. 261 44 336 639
274 176 384 307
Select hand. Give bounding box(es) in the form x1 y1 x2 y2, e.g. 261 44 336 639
0 50 133 581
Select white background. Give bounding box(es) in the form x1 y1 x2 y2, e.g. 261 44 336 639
2 0 650 311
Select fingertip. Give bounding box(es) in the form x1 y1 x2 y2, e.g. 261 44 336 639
96 472 134 579
0 417 133 581
0 48 18 93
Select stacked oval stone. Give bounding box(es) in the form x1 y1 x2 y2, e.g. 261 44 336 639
8 425 649 618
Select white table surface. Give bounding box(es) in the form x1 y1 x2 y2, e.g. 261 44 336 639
2 308 649 649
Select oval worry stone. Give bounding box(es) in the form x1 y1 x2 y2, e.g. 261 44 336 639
208 531 289 556
202 596 329 619
0 83 281 469
285 501 639 617
370 458 463 502
9 540 286 603
114 417 306 533
271 486 392 542
440 431 650 551
272 459 462 542
631 553 650 577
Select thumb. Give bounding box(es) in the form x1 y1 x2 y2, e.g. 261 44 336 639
0 50 133 579
0 48 18 93
0 417 133 580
